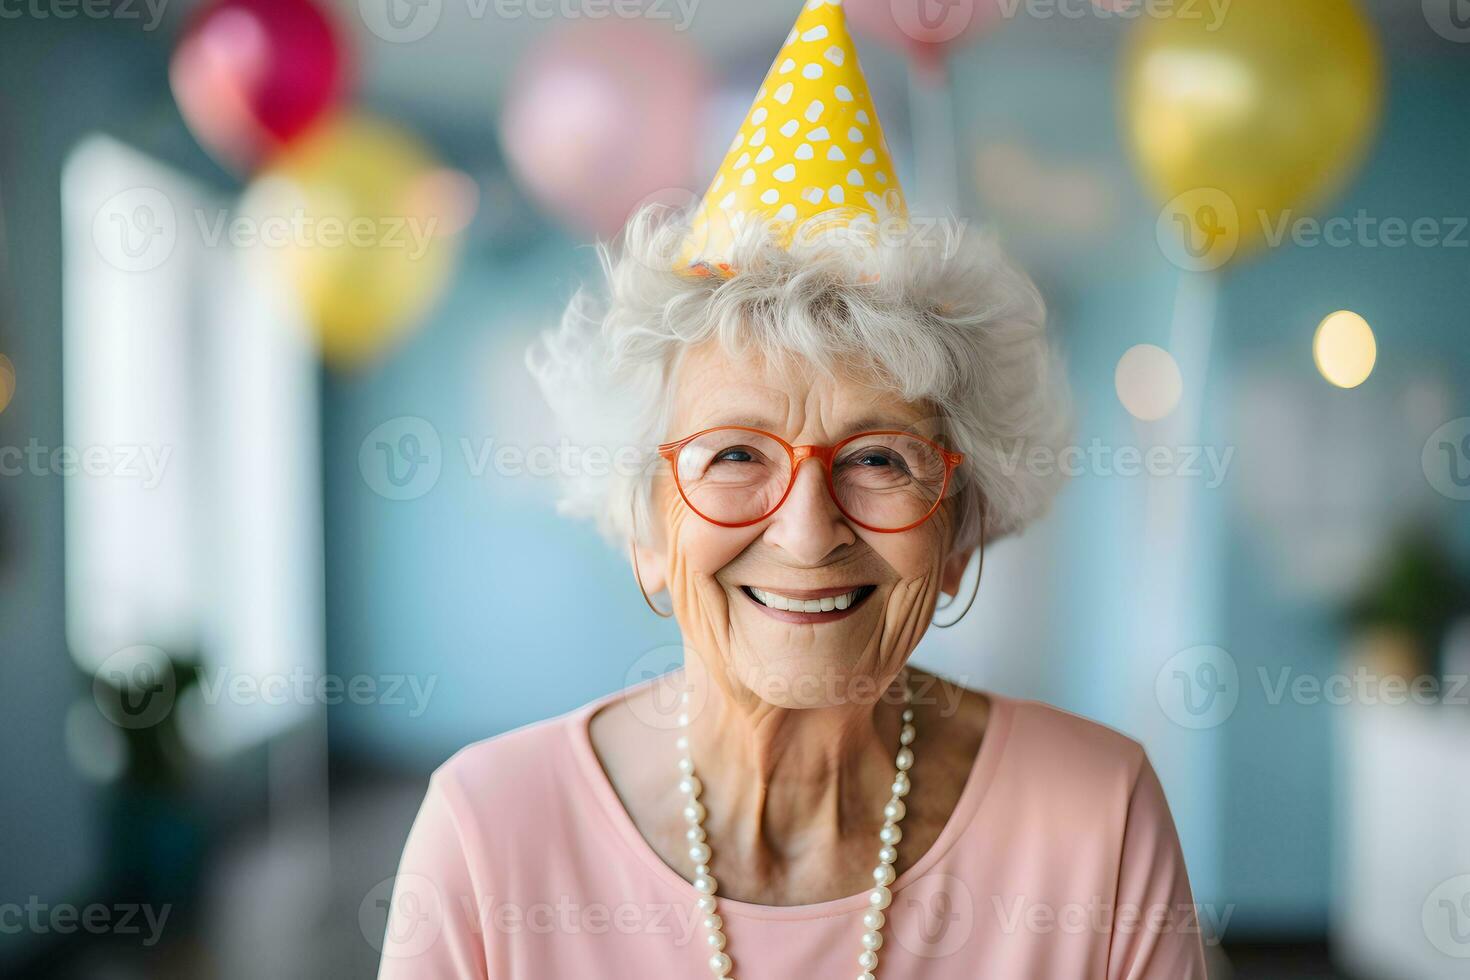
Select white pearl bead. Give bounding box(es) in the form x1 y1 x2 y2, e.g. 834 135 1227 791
675 681 918 980
677 712 690 727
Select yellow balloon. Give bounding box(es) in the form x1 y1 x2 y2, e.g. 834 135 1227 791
256 115 464 366
1124 0 1382 261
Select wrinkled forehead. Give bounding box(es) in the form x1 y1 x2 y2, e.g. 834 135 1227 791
666 337 940 442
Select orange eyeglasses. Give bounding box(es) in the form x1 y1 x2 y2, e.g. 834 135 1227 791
657 425 964 533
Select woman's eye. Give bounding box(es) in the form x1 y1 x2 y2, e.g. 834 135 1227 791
715 448 754 463
851 449 908 471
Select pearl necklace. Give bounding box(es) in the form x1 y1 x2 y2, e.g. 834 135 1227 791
674 682 917 979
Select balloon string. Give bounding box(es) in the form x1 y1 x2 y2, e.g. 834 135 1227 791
906 57 959 214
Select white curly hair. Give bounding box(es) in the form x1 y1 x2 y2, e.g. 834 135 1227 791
525 205 1071 558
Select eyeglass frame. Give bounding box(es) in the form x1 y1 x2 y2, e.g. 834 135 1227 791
655 425 966 534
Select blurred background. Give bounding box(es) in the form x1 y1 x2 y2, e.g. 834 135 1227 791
3 0 1470 977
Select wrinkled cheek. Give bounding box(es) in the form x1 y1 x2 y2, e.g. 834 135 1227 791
874 519 953 660
660 497 754 640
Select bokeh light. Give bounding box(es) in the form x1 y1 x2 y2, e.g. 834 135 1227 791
1115 343 1183 421
1313 310 1376 388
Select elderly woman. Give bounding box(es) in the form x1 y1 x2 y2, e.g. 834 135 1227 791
379 4 1206 979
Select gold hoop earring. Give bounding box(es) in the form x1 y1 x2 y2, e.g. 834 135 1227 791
933 515 986 630
630 496 673 619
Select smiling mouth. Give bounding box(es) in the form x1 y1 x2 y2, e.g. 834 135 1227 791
739 584 876 620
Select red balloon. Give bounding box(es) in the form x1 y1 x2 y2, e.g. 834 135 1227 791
170 0 349 171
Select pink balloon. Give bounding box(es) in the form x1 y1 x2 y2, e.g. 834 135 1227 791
844 0 1002 72
171 0 349 171
501 22 709 238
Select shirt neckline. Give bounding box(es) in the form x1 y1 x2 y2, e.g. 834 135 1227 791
566 675 1014 922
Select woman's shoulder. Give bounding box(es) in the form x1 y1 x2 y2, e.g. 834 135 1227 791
427 690 613 814
983 690 1155 801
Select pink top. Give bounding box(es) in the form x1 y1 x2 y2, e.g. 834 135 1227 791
377 685 1207 979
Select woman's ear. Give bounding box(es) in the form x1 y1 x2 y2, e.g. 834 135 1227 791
632 539 668 596
940 545 976 598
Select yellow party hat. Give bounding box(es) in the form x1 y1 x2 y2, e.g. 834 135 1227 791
683 0 906 273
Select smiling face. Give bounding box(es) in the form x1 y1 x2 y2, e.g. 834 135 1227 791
636 338 974 711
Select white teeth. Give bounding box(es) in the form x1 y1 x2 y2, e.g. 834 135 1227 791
749 587 864 613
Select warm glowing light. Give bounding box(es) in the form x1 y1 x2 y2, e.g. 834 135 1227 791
1313 310 1376 388
1115 344 1183 421
0 353 14 414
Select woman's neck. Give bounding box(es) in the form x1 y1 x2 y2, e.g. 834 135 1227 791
680 663 910 868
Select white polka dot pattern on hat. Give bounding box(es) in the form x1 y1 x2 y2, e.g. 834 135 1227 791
684 0 907 270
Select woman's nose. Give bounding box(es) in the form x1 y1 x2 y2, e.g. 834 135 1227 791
762 458 856 564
